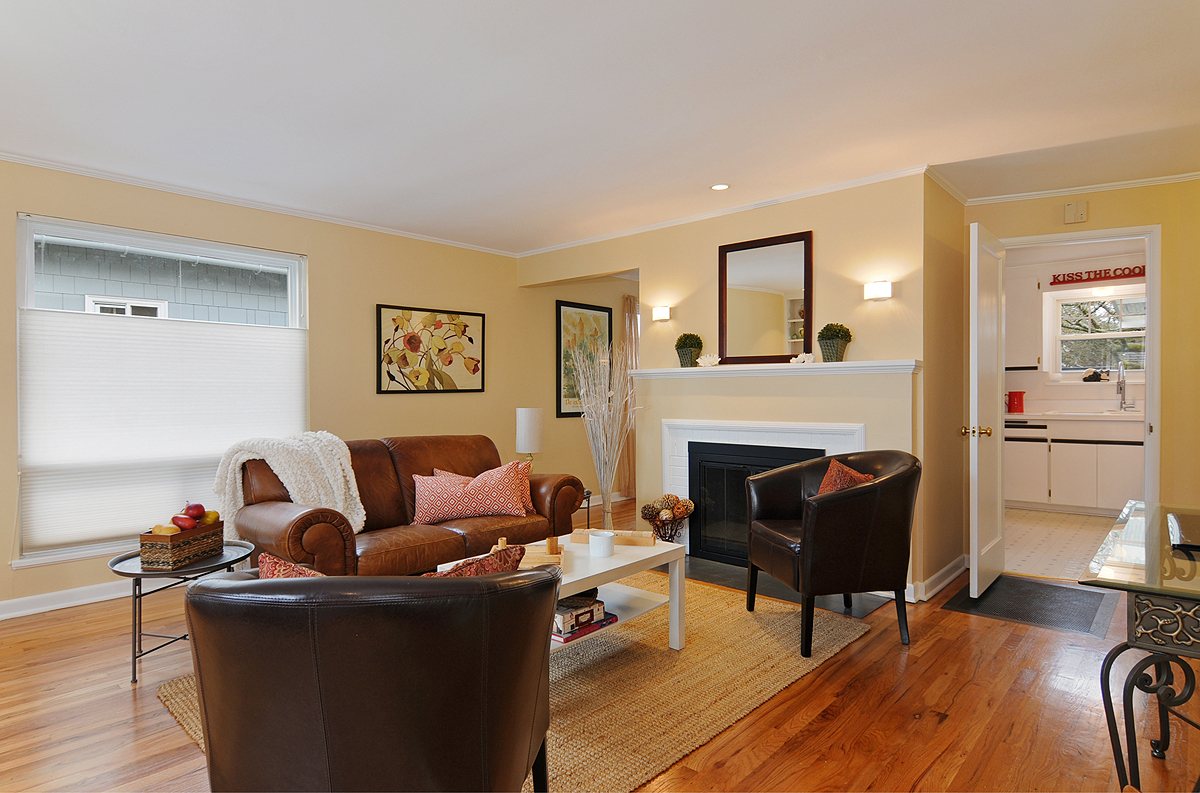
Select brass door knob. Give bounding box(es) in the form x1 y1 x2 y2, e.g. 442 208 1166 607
981 426 993 436
960 426 975 437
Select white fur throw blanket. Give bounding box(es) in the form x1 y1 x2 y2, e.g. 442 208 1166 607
213 430 367 542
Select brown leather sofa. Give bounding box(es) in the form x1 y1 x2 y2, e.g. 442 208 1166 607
235 434 585 576
186 567 559 791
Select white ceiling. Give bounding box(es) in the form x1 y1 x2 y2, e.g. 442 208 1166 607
2 1 1198 256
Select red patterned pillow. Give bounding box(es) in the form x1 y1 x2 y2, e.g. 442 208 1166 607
817 458 875 495
258 552 326 579
413 464 527 524
435 461 533 512
422 545 526 577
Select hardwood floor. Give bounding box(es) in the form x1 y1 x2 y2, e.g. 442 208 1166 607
1 505 1196 791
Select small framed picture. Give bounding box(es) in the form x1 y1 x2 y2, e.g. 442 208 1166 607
556 300 612 417
377 304 484 393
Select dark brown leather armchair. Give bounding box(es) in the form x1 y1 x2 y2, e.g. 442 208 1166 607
185 567 561 792
745 450 921 657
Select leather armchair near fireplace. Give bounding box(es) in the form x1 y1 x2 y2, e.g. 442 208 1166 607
235 434 585 576
744 450 922 657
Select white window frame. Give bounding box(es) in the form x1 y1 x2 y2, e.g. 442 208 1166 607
15 215 308 565
17 213 307 326
84 295 169 318
1041 283 1146 381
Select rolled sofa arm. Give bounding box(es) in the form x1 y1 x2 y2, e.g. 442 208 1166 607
235 501 358 575
529 473 585 536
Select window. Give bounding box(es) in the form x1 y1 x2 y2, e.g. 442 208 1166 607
85 296 168 317
1046 285 1146 376
16 215 308 563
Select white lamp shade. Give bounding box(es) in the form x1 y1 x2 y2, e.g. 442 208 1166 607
864 280 892 301
515 407 544 454
652 306 671 321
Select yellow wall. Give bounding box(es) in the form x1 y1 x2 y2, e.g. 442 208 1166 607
965 179 1200 507
523 173 979 595
726 288 786 355
521 175 927 368
0 159 627 601
920 176 968 583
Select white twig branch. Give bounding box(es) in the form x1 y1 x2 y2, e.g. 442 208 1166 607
566 335 637 503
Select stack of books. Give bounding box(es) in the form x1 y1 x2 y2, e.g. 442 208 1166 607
551 595 617 644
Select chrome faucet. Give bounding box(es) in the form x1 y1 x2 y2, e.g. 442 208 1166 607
1117 361 1131 411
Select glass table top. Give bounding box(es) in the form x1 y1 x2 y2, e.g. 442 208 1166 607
1079 501 1200 598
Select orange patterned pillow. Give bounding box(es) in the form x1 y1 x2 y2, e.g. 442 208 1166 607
413 463 527 524
435 461 533 512
817 458 875 495
258 552 326 579
422 545 526 577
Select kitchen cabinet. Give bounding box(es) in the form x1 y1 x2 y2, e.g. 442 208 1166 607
1005 269 1042 370
1003 417 1144 511
1097 444 1145 510
1003 440 1048 502
1049 442 1097 507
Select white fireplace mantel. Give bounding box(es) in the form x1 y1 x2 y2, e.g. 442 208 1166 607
632 359 922 380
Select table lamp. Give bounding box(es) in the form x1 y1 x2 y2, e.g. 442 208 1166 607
515 407 544 463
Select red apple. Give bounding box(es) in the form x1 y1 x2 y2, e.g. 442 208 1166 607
183 502 205 518
172 514 197 530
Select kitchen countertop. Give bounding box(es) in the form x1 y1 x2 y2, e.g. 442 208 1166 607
1004 410 1144 422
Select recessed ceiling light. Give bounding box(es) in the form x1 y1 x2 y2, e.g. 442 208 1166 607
710 183 729 191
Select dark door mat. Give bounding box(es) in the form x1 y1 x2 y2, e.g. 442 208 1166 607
941 574 1119 638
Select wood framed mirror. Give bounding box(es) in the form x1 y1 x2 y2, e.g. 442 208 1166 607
719 231 813 363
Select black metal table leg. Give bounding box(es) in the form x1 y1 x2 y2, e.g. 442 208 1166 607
1101 642 1199 791
131 578 140 684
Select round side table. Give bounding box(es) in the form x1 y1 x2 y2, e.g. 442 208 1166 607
108 540 253 683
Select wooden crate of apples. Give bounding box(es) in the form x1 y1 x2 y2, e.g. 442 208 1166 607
139 502 224 570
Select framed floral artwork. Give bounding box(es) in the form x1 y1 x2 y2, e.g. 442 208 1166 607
377 304 484 393
556 300 612 417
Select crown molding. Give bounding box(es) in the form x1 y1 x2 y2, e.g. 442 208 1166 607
923 167 969 205
515 166 929 258
0 150 517 258
965 171 1200 206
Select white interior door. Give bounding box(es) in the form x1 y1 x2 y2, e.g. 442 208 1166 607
970 223 1005 597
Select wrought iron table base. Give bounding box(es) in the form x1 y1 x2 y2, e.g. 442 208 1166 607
1101 642 1200 791
128 568 237 683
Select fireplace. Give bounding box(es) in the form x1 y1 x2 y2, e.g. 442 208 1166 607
687 441 823 566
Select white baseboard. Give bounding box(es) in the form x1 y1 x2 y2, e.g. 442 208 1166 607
1005 500 1120 518
914 554 968 602
0 579 129 622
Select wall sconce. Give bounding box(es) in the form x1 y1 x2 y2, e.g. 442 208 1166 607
652 306 672 321
863 281 892 301
515 407 543 462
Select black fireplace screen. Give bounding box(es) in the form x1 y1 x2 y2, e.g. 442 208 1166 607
687 442 823 567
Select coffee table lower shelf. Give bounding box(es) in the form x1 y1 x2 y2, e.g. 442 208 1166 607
551 582 668 652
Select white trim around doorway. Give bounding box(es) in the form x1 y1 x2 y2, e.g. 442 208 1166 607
1000 225 1161 511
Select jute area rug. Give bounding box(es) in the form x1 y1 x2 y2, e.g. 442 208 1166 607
159 571 869 792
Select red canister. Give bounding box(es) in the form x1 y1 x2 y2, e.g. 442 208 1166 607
1006 391 1025 413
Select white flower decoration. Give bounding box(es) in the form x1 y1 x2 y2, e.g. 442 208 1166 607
696 353 720 367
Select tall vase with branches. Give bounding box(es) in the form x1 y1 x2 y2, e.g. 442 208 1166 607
566 334 637 532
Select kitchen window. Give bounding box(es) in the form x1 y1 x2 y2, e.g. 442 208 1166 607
1049 286 1146 376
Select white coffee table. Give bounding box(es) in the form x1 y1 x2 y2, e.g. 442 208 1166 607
536 536 685 652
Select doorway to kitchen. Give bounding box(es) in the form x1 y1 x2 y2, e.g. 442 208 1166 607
999 226 1160 580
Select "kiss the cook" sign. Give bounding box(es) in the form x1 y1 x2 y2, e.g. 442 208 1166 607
1049 265 1145 286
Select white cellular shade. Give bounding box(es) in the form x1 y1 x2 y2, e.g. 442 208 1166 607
18 308 306 552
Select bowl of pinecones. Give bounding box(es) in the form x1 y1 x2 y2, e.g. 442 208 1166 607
640 494 694 542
